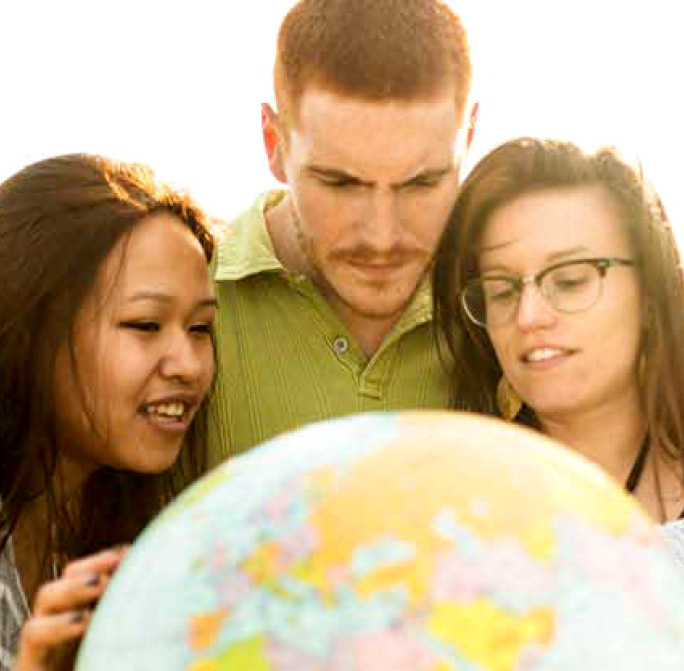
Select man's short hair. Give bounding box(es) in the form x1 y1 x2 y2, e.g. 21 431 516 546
274 0 471 128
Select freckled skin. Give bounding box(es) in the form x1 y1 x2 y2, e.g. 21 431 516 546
267 87 468 352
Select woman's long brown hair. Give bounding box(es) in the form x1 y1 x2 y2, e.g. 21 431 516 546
0 154 215 575
433 138 684 475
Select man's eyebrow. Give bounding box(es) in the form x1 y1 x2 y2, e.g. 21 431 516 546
306 165 370 185
306 164 454 188
397 166 453 187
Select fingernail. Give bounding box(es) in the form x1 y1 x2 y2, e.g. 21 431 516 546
69 609 87 624
86 574 100 588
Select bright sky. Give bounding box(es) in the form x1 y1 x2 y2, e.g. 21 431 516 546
2 1 682 239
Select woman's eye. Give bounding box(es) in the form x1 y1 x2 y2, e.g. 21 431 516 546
552 271 591 291
490 289 516 303
557 278 588 289
483 281 517 304
190 323 213 336
120 321 160 333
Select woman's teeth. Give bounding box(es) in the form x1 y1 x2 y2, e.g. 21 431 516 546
524 348 565 363
145 402 186 418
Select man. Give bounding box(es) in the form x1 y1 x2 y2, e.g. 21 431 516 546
210 0 476 459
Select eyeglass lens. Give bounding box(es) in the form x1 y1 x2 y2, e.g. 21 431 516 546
466 261 602 327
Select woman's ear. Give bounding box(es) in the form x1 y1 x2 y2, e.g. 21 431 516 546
261 103 287 184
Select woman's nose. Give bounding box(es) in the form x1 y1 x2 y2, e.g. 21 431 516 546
160 333 205 384
515 282 557 332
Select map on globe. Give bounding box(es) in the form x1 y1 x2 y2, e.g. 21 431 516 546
77 412 684 671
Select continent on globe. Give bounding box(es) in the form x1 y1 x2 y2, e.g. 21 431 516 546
76 411 684 671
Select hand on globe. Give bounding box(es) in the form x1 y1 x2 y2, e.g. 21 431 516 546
13 546 127 671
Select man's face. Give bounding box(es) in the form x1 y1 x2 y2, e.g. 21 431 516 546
272 87 467 327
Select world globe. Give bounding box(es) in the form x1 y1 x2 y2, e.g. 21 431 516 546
77 412 684 670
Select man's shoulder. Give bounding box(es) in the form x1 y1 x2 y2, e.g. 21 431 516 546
213 190 287 282
213 190 283 234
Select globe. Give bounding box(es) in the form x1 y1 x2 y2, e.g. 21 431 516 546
77 412 684 670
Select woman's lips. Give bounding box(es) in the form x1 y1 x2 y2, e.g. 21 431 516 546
139 395 199 434
140 408 192 434
521 346 575 367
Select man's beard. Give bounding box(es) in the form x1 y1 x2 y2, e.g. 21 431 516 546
291 211 427 321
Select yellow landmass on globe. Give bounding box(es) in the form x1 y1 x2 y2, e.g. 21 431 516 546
242 541 280 585
187 636 270 671
242 541 331 601
429 599 554 671
304 416 638 604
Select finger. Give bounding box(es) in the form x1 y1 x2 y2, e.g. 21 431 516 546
62 545 128 580
15 610 90 667
33 572 110 617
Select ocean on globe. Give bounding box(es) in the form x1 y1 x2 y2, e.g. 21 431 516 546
76 411 684 671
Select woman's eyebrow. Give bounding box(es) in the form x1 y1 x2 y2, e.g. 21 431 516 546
125 292 218 309
478 246 594 276
197 297 219 309
126 291 173 303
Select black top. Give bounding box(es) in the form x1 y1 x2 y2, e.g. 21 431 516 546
624 435 684 520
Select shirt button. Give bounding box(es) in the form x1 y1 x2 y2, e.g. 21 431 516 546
333 336 349 354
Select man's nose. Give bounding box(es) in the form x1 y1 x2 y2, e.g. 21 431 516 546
364 190 401 253
515 282 558 332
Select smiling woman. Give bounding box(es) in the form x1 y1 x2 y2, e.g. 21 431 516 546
0 155 217 671
434 138 684 530
54 212 216 479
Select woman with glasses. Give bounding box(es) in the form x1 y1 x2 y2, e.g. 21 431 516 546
433 138 684 530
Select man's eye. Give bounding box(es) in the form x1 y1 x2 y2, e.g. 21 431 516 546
408 178 441 189
320 179 354 189
120 321 160 333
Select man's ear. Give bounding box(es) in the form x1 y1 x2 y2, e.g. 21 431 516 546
466 101 479 151
262 103 287 184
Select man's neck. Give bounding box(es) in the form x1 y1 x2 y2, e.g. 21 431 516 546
329 298 402 359
264 195 305 273
265 195 402 359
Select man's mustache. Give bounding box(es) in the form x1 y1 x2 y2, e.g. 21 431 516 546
331 246 424 264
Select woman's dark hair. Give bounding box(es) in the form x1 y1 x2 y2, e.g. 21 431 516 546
0 153 215 573
434 138 684 473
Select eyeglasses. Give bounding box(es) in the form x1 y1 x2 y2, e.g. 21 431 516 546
461 257 635 328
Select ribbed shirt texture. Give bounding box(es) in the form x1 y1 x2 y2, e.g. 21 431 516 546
0 502 29 671
208 191 452 462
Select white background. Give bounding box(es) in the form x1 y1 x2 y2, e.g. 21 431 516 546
1 1 682 237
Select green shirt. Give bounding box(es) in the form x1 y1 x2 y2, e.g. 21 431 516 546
209 191 452 462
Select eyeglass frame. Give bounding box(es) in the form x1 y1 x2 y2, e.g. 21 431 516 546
461 256 636 328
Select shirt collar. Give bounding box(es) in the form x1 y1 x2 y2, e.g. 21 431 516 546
214 190 286 282
213 189 434 324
